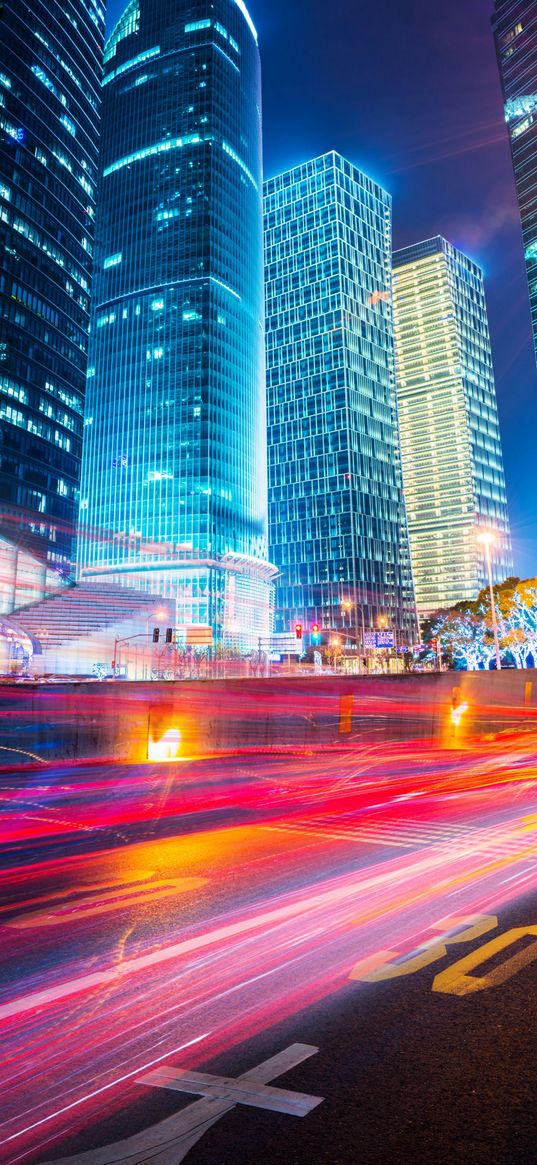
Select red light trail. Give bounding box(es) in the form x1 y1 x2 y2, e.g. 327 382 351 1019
2 734 537 1162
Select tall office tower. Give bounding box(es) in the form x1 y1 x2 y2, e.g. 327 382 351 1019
79 0 273 648
0 0 104 593
492 2 537 370
392 236 512 616
265 152 416 643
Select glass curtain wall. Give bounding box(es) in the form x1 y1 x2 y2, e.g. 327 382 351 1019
265 152 416 643
0 0 104 576
79 0 273 648
493 1 537 372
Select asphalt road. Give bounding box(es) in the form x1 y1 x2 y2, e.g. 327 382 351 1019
3 737 537 1164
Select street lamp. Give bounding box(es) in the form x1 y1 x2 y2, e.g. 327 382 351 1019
477 530 501 671
341 598 366 671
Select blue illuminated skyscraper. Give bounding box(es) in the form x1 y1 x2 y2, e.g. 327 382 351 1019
265 152 416 643
0 0 104 574
79 0 274 647
492 2 537 372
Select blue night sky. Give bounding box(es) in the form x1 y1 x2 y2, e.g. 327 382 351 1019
107 0 537 578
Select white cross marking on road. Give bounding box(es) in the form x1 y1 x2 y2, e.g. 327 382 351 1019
40 1043 324 1165
139 1060 322 1116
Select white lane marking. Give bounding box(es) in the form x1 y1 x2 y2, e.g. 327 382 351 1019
0 1034 209 1153
39 1044 323 1164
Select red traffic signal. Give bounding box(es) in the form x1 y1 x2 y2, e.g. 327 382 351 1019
311 623 319 634
295 623 303 641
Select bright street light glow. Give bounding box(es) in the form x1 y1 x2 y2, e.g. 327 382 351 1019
147 728 181 762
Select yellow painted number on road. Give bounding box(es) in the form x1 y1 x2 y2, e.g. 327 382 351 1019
350 915 498 983
4 877 208 929
433 925 537 996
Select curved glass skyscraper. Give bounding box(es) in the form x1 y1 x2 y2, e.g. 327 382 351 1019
79 0 273 647
0 0 104 574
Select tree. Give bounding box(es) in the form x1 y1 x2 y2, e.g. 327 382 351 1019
423 576 537 671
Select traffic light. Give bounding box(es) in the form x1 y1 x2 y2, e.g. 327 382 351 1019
152 627 160 643
165 627 173 644
295 623 303 641
311 623 321 646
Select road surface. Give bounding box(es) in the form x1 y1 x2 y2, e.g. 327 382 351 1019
2 735 537 1164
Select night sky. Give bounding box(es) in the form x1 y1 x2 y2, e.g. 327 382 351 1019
106 0 537 578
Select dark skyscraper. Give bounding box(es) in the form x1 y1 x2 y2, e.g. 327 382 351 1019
493 1 537 371
79 0 273 648
0 0 104 576
265 152 416 644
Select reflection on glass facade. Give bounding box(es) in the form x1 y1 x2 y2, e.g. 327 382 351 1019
79 0 274 648
493 1 537 370
0 0 104 570
393 236 512 615
265 153 416 642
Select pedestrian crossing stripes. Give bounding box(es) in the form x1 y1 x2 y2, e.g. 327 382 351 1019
262 814 531 854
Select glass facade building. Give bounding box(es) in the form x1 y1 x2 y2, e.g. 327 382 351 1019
265 152 416 642
392 236 512 615
79 0 274 648
493 1 537 371
0 0 104 573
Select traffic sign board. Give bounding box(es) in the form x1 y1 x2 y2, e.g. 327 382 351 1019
364 630 395 649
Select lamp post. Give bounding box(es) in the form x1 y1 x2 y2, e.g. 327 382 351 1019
477 530 501 671
341 599 366 673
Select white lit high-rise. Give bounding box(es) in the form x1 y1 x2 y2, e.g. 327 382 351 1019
392 236 512 615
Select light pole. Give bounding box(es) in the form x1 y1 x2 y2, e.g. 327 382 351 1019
477 530 501 671
341 599 366 672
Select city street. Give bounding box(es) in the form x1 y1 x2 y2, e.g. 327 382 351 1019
3 737 537 1163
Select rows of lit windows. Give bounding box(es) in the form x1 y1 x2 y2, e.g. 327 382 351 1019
80 0 269 641
33 28 99 114
393 236 511 610
185 18 240 54
0 0 104 563
265 153 415 636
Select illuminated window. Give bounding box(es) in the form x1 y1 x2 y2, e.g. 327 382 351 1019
103 46 160 86
512 115 533 139
104 252 122 269
185 19 211 32
505 95 537 123
104 132 210 177
501 21 523 47
60 114 76 136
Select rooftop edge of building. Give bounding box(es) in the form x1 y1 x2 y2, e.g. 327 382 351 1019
106 0 258 59
263 150 391 201
393 235 483 275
